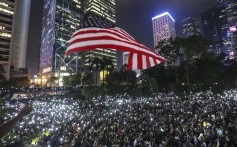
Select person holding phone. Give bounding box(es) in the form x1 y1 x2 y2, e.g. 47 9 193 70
0 105 33 139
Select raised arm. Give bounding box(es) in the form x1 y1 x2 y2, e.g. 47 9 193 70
0 105 33 139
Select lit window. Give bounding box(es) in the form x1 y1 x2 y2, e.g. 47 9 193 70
0 2 8 7
0 7 14 15
0 26 5 30
0 32 11 37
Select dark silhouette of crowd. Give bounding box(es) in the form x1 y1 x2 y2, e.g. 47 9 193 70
0 89 237 146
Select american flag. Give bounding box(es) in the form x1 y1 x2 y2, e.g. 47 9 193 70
65 15 166 70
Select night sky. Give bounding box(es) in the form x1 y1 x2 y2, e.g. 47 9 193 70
116 0 214 48
27 0 213 76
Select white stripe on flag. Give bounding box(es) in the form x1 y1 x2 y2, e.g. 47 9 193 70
132 53 138 70
149 57 155 67
142 55 147 69
67 40 158 57
71 32 137 44
156 60 161 64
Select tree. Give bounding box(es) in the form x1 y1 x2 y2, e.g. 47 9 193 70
82 72 94 87
175 35 211 92
70 74 82 87
222 59 237 89
157 38 180 83
63 76 71 87
140 75 158 97
62 74 82 87
195 52 223 91
105 70 138 96
87 57 102 85
9 77 30 87
49 76 59 87
99 57 114 84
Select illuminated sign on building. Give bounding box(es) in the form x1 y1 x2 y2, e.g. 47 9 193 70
152 12 175 22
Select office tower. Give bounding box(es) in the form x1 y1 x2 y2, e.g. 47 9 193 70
0 0 31 80
181 16 201 37
11 0 31 75
0 0 15 80
152 12 176 48
201 5 228 54
39 0 119 83
218 0 237 58
84 0 118 69
39 0 84 84
84 0 116 23
25 0 43 78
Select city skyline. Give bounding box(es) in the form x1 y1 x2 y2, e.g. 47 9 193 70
116 0 212 49
1 0 217 78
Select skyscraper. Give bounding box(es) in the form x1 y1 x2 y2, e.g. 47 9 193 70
218 0 237 27
39 0 84 83
39 0 119 84
84 0 116 23
181 16 201 37
0 0 15 79
201 5 228 54
152 12 176 48
218 0 237 58
0 0 31 80
11 0 31 72
84 0 118 69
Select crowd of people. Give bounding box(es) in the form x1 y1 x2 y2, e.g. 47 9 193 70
0 89 237 146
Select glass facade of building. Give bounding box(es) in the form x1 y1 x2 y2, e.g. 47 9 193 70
84 0 117 68
203 0 237 57
152 12 176 48
40 0 84 79
40 0 119 82
84 0 116 23
0 0 15 79
181 16 201 37
223 0 237 58
201 5 228 54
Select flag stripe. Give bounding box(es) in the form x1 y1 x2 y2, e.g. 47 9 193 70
66 26 166 70
127 52 134 70
155 59 161 65
69 33 150 52
72 27 154 52
132 53 138 70
72 28 139 45
68 28 165 60
149 57 155 67
67 39 165 61
146 55 151 68
142 55 147 69
137 54 142 69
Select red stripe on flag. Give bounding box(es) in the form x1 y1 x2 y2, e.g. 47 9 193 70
67 43 165 62
66 27 166 70
154 58 160 65
127 53 134 70
69 36 150 51
137 54 142 69
72 29 135 43
146 55 151 68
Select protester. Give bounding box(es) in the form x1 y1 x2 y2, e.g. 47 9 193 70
0 105 32 139
0 89 236 146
